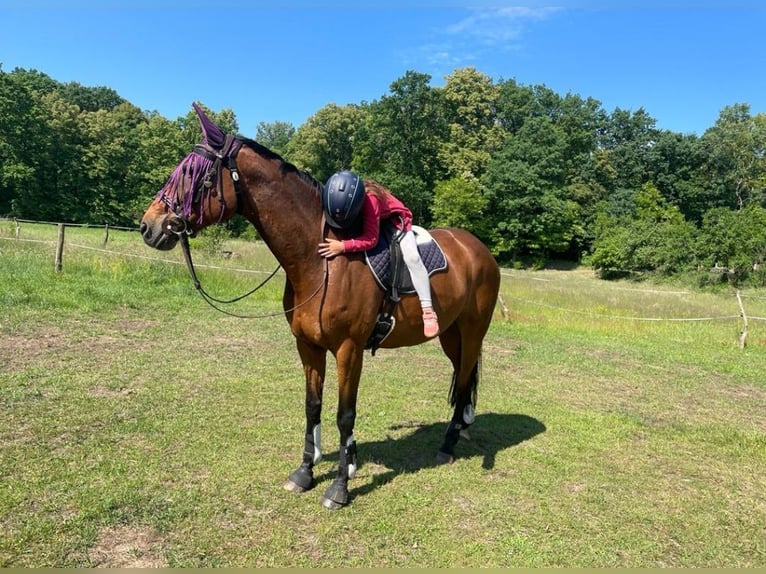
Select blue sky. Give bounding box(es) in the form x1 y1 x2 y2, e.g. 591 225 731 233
1 0 764 137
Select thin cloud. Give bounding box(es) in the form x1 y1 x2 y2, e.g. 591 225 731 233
446 6 562 47
403 6 561 78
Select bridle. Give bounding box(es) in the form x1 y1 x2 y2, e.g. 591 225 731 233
161 136 328 319
159 134 244 231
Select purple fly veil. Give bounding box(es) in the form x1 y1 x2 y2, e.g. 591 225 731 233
193 102 227 149
156 153 215 223
155 103 236 224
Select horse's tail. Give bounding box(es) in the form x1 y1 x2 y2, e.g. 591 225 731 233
447 349 481 409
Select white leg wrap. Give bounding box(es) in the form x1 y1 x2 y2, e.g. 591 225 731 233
463 403 475 425
346 435 357 479
312 424 322 464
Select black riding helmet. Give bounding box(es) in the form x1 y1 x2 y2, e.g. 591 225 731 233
322 170 366 229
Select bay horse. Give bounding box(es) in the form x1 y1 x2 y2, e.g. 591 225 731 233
139 104 501 509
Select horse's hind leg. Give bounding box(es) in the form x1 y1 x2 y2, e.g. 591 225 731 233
284 339 326 493
436 323 482 464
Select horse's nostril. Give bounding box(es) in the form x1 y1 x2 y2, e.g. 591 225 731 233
139 222 149 237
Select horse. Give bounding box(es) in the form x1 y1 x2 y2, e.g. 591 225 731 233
139 104 501 509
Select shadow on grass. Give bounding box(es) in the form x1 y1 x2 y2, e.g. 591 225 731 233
319 413 546 502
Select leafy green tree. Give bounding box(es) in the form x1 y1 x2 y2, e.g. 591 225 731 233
482 115 579 262
438 67 504 183
31 92 84 221
353 71 446 223
5 67 59 97
700 104 766 210
644 130 707 222
286 103 365 182
0 69 47 216
430 177 488 234
598 107 659 192
80 103 145 225
697 204 766 285
495 78 536 134
131 112 187 202
255 121 295 157
57 82 125 112
590 184 698 277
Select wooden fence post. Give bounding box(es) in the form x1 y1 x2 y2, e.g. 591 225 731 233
55 223 65 273
103 223 110 247
736 290 748 348
14 218 21 239
497 294 510 320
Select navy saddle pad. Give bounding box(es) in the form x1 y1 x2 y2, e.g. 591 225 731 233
364 225 448 293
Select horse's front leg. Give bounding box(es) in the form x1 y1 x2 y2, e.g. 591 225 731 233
284 339 326 493
320 340 364 510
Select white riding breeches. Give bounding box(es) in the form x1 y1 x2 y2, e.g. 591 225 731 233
398 229 432 309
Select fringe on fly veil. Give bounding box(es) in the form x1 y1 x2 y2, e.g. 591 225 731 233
155 103 235 223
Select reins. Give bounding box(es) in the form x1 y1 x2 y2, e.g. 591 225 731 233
166 138 328 319
176 232 328 319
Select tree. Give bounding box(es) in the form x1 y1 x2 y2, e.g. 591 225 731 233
255 121 295 157
80 103 145 225
438 67 504 183
57 82 126 112
353 71 446 224
701 104 766 210
590 184 698 278
644 130 707 223
697 204 766 285
482 115 579 263
0 69 46 216
430 177 488 234
29 92 84 221
597 107 659 192
286 103 365 182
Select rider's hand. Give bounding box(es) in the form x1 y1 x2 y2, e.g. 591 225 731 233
318 238 345 259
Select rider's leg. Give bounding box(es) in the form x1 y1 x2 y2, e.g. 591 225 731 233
399 230 440 337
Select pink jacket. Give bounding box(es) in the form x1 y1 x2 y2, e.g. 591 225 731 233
341 189 413 253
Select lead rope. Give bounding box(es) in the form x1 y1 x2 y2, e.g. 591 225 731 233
178 233 327 319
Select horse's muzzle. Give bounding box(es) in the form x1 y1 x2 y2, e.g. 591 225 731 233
139 216 180 251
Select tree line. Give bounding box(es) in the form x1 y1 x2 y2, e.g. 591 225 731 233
1 65 765 285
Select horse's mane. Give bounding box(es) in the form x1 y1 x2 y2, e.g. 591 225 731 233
192 102 322 195
156 137 322 224
238 137 322 194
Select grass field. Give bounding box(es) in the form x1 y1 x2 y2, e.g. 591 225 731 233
1 221 765 567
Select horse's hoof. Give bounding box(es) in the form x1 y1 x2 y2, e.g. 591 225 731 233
320 478 349 510
436 450 455 465
320 495 346 510
284 467 314 493
283 479 309 493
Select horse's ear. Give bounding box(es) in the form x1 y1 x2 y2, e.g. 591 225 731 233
192 102 226 149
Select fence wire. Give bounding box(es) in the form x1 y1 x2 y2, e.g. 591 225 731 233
4 218 766 323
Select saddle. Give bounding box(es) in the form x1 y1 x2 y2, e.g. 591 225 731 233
364 221 448 354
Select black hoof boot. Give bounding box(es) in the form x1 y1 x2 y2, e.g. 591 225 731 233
437 419 463 464
435 450 455 464
283 465 315 493
320 478 349 510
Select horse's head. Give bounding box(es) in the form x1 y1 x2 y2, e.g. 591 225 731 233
140 103 242 251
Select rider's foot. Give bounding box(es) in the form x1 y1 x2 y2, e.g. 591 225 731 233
422 307 440 338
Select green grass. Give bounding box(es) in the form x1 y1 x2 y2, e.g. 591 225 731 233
1 222 765 567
